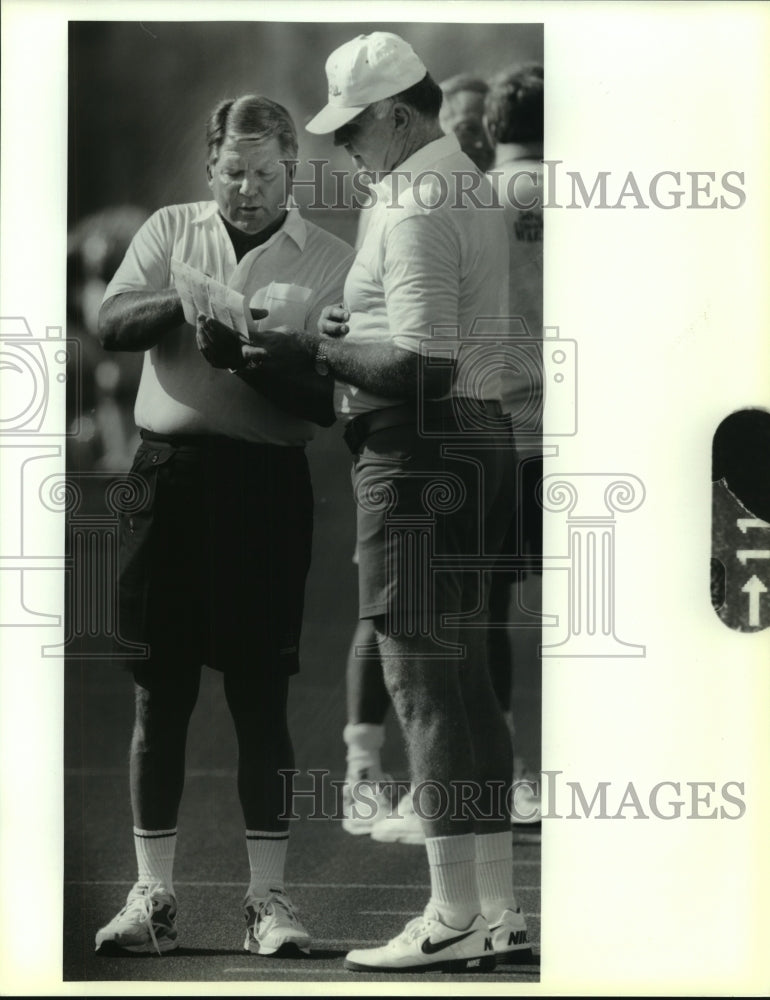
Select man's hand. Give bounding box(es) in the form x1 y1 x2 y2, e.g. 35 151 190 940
244 325 318 372
317 303 350 337
196 314 268 370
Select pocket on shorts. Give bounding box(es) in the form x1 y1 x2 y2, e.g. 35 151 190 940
116 442 176 642
356 426 421 467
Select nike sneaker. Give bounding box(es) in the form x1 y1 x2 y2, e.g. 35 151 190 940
94 881 177 955
489 907 533 962
344 905 495 973
244 889 311 956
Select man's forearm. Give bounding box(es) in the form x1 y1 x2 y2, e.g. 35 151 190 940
98 289 184 352
251 330 452 401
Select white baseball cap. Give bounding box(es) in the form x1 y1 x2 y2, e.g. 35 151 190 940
306 32 427 135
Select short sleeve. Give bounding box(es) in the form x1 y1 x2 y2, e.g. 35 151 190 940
383 211 461 355
102 208 174 301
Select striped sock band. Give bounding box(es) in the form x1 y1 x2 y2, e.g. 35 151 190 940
133 827 177 894
246 830 289 899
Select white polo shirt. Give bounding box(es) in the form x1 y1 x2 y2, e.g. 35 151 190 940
337 133 510 419
104 202 354 445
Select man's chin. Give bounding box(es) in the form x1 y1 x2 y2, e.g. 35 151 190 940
227 210 264 234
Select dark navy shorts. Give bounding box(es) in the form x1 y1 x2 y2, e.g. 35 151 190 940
117 432 313 680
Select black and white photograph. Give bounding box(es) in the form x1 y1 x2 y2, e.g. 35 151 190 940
62 15 544 986
1 1 769 996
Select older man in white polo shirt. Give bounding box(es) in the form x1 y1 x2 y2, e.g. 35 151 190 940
93 94 353 959
199 35 533 974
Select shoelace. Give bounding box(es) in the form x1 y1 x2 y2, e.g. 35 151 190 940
253 891 301 927
397 912 434 944
124 882 167 956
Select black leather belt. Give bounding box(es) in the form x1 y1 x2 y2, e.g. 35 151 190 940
342 398 505 454
139 429 292 452
140 429 223 447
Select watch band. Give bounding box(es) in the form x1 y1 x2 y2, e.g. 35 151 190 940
314 339 330 376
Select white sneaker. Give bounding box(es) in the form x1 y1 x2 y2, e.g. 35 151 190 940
94 881 178 955
489 907 533 962
369 788 425 845
342 772 395 836
344 905 495 973
244 889 311 956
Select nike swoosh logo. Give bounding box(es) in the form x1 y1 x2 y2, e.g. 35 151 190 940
421 930 475 954
490 910 522 932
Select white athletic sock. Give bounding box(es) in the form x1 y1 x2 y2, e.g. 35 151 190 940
475 830 519 924
133 827 177 894
425 833 480 929
343 722 386 780
246 830 289 899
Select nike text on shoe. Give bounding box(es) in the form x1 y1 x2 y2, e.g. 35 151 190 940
489 908 533 963
244 889 311 956
369 788 425 845
344 906 496 973
342 772 395 835
94 881 178 955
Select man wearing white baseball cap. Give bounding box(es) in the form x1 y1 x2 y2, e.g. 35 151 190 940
305 31 428 135
196 31 532 974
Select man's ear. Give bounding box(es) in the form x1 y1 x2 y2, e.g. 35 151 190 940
392 101 412 133
483 114 497 143
206 160 214 187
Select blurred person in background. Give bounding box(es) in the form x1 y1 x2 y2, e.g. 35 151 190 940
438 72 495 173
67 206 149 471
484 63 545 826
197 32 532 974
93 94 354 958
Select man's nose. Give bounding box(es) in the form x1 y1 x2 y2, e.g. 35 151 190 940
240 174 260 196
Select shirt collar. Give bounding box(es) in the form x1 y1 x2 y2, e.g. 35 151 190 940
191 197 306 251
371 133 461 202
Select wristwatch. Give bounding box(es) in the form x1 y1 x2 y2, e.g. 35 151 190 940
314 339 330 376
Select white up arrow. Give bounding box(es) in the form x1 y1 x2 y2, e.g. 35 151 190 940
741 575 768 627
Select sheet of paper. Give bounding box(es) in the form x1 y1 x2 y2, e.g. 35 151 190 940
170 258 249 338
